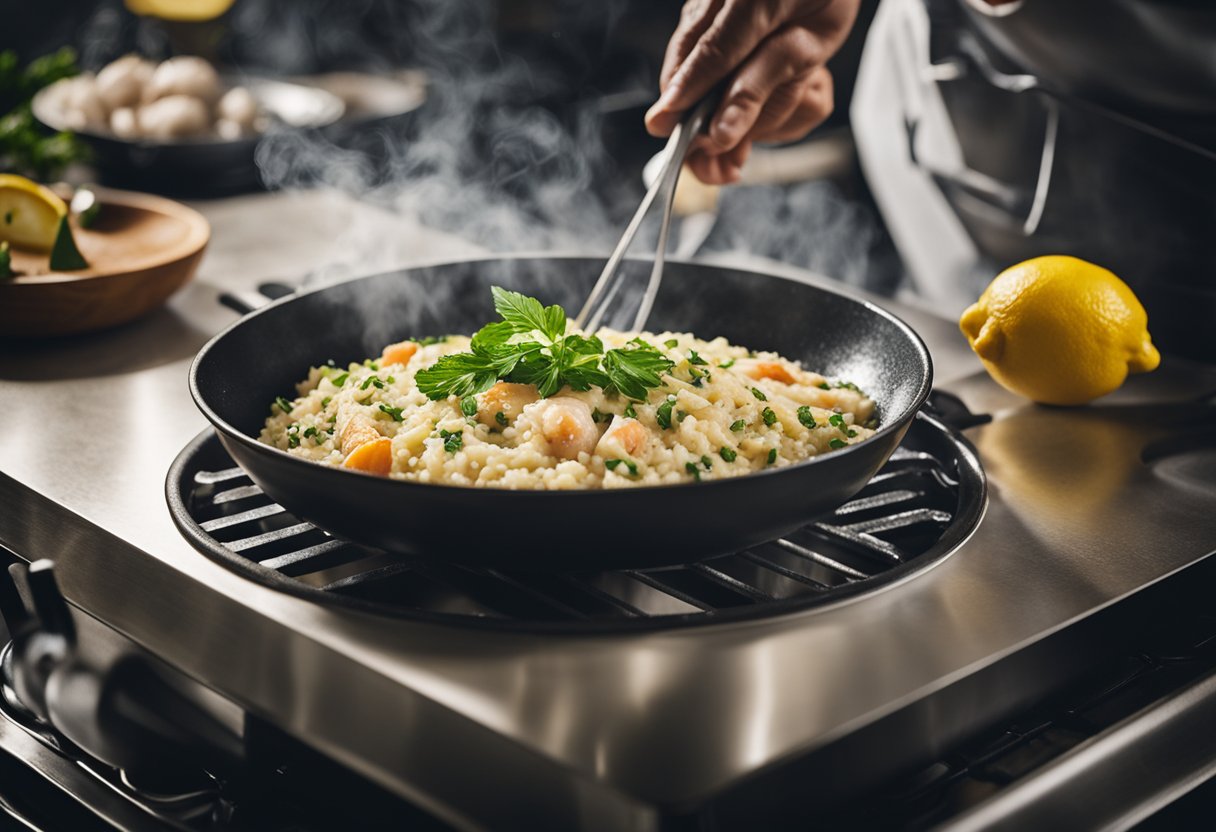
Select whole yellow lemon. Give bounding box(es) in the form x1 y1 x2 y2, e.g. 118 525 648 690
959 256 1160 405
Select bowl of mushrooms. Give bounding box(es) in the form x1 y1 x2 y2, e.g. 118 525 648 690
32 55 345 197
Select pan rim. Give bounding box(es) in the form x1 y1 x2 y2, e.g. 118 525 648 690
189 253 934 499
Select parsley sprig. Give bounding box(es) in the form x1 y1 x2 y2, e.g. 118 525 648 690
415 287 675 400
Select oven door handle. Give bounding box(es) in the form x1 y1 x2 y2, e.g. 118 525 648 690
937 667 1216 831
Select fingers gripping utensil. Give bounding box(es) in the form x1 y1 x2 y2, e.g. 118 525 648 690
575 95 720 333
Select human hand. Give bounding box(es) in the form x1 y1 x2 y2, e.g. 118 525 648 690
645 0 861 184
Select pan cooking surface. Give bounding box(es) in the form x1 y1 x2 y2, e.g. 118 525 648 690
189 257 933 569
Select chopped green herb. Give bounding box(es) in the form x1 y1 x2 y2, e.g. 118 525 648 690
730 419 747 432
303 426 318 438
687 350 708 366
829 438 847 449
656 396 677 429
664 338 678 348
331 372 349 388
605 458 639 476
834 380 863 393
751 387 768 402
828 413 847 430
286 424 300 448
762 407 777 427
460 396 478 418
360 375 385 391
274 396 293 414
862 416 879 430
363 359 380 370
379 403 405 421
439 429 463 453
847 429 858 438
797 406 816 429
700 455 713 470
719 446 737 462
48 216 87 270
688 366 705 387
0 242 11 279
416 287 673 400
624 402 638 419
767 448 777 465
591 408 610 424
495 411 508 427
320 396 332 409
676 410 689 423
719 358 736 368
386 376 395 384
685 461 701 481
818 382 831 390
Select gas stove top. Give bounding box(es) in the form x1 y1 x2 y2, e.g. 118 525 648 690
2 190 1215 830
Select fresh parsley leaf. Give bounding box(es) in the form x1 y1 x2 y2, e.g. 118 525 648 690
495 411 508 427
379 403 405 421
320 396 332 409
624 402 637 419
331 372 349 387
664 338 678 348
829 438 847 449
829 413 847 431
730 419 746 432
492 286 566 341
656 396 677 429
361 375 385 390
818 382 831 390
286 424 300 448
700 455 712 470
797 406 816 429
751 387 768 401
676 410 688 423
719 446 737 462
416 351 519 400
439 429 463 453
767 448 778 464
847 429 858 438
719 358 735 368
687 350 708 366
602 342 674 401
460 396 478 418
762 407 777 427
303 426 318 438
685 461 701 481
274 396 293 414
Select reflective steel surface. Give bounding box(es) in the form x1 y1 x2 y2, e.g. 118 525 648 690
2 191 1215 829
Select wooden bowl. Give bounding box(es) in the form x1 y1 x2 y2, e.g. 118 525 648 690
0 188 209 337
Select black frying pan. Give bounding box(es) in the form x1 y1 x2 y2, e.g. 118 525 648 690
190 256 932 570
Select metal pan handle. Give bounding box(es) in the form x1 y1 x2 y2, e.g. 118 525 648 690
218 281 295 317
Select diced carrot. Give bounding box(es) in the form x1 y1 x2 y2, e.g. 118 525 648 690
380 341 419 367
342 437 392 475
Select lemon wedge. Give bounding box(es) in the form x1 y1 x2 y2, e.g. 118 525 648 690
960 255 1160 405
0 174 69 253
124 0 236 21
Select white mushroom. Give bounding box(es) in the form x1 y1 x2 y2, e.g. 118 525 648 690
142 56 221 105
95 54 154 111
54 76 108 131
216 86 258 128
109 107 140 139
137 95 210 139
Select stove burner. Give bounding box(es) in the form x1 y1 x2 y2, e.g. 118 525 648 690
166 408 984 630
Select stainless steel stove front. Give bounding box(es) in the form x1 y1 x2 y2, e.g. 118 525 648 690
2 209 1215 829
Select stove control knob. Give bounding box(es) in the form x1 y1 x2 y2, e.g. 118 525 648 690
2 560 75 722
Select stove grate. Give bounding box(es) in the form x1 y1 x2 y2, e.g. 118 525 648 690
167 409 984 630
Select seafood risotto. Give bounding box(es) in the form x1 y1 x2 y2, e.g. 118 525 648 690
260 288 877 490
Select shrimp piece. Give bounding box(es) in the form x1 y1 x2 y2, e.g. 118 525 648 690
525 397 598 460
477 382 539 428
380 340 419 368
595 416 649 459
342 437 392 475
337 406 381 452
735 358 801 385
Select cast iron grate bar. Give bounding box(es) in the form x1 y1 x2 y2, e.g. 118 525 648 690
175 410 980 624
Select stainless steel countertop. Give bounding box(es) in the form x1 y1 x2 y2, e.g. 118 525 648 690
3 189 1215 830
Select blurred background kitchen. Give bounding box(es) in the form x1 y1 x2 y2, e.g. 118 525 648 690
6 0 903 299
6 0 1215 358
